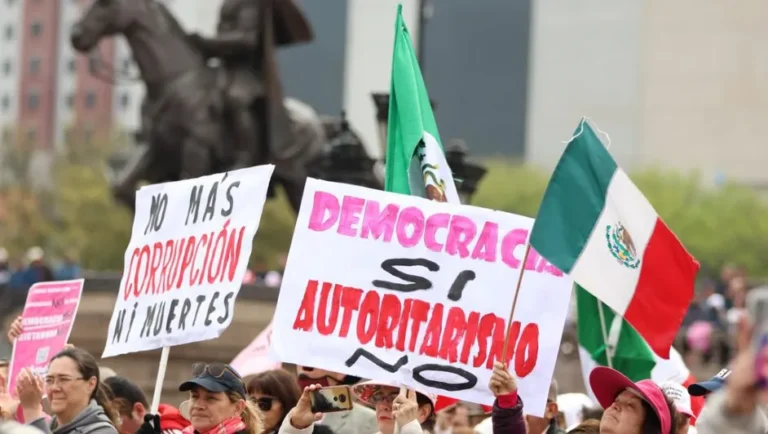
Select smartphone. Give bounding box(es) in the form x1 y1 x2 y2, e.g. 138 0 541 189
746 287 768 387
309 385 353 413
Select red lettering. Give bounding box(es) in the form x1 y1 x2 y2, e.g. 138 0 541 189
122 248 140 301
395 299 413 351
408 300 430 352
292 280 318 331
356 291 380 345
473 313 498 368
222 226 245 281
514 323 539 377
338 286 363 337
375 294 401 349
419 303 444 357
438 307 467 363
460 311 481 365
317 283 341 336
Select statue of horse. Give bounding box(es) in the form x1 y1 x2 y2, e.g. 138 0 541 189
69 0 327 212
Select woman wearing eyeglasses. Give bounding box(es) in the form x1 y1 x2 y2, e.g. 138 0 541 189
245 369 334 434
16 347 119 434
178 362 263 434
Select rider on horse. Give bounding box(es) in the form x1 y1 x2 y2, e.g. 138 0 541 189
187 0 312 170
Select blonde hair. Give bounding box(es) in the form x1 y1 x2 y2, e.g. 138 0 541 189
225 391 263 434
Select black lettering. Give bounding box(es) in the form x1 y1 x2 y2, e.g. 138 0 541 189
205 292 220 326
203 182 218 222
152 302 166 336
126 302 138 342
221 181 240 217
412 364 478 391
178 298 192 330
447 270 477 302
217 292 234 324
141 304 157 338
186 185 204 225
166 299 180 334
344 348 409 373
192 295 206 326
372 258 439 292
112 309 126 344
144 193 168 235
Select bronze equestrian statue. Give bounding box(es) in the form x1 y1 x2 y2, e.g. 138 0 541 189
70 0 326 212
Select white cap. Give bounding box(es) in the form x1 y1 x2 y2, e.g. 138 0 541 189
659 381 694 418
26 246 44 262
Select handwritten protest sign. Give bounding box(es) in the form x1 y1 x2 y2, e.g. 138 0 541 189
231 322 281 377
8 279 84 396
103 165 274 358
272 179 572 415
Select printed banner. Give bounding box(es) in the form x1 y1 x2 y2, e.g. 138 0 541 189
103 165 275 357
272 179 572 415
8 279 84 396
231 322 281 377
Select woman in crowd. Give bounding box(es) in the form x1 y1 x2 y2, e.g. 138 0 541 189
246 369 333 434
279 380 435 434
16 347 119 434
588 366 678 434
178 362 262 434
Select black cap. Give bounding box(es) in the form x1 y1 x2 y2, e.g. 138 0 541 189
179 363 247 398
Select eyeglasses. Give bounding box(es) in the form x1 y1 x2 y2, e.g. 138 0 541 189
252 397 275 412
368 391 399 405
44 375 84 386
191 362 245 388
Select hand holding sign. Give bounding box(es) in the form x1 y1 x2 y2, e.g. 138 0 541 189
7 316 21 344
16 368 43 409
489 362 517 397
289 385 323 429
393 386 419 428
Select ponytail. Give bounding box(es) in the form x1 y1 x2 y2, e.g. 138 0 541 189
94 382 120 427
226 391 263 434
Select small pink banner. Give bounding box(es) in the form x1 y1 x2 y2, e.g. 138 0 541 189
7 279 84 397
231 322 281 377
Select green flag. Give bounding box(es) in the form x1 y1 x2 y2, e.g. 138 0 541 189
576 284 656 383
385 4 459 203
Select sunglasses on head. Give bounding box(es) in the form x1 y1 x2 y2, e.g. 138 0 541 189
192 362 245 387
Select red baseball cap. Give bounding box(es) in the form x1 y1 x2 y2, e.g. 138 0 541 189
589 367 671 434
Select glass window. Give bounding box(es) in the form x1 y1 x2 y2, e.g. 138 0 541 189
0 94 9 112
2 59 11 76
27 91 39 111
67 58 76 73
4 25 13 41
30 22 42 38
85 91 96 108
28 56 41 75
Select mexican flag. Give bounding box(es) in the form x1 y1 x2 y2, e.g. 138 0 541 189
385 4 459 204
577 284 704 417
530 118 699 358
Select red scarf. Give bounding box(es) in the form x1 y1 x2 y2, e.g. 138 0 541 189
182 416 245 434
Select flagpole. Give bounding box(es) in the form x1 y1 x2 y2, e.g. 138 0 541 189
596 300 614 368
501 244 532 364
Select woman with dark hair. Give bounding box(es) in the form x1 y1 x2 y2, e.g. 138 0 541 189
16 347 119 434
246 369 333 434
589 367 678 433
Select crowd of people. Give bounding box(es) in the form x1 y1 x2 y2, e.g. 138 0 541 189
0 309 764 434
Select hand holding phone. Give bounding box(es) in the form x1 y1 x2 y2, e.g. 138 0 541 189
746 288 768 387
309 385 353 413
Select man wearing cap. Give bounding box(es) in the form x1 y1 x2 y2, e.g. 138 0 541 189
294 366 376 434
658 382 695 434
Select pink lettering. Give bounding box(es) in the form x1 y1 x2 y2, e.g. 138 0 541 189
424 213 450 252
396 206 426 247
471 221 498 262
361 201 398 242
501 229 528 269
446 215 477 259
338 195 365 236
308 191 340 232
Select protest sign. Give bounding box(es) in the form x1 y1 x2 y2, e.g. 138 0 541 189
231 322 281 377
8 279 84 396
103 165 274 358
271 179 572 415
